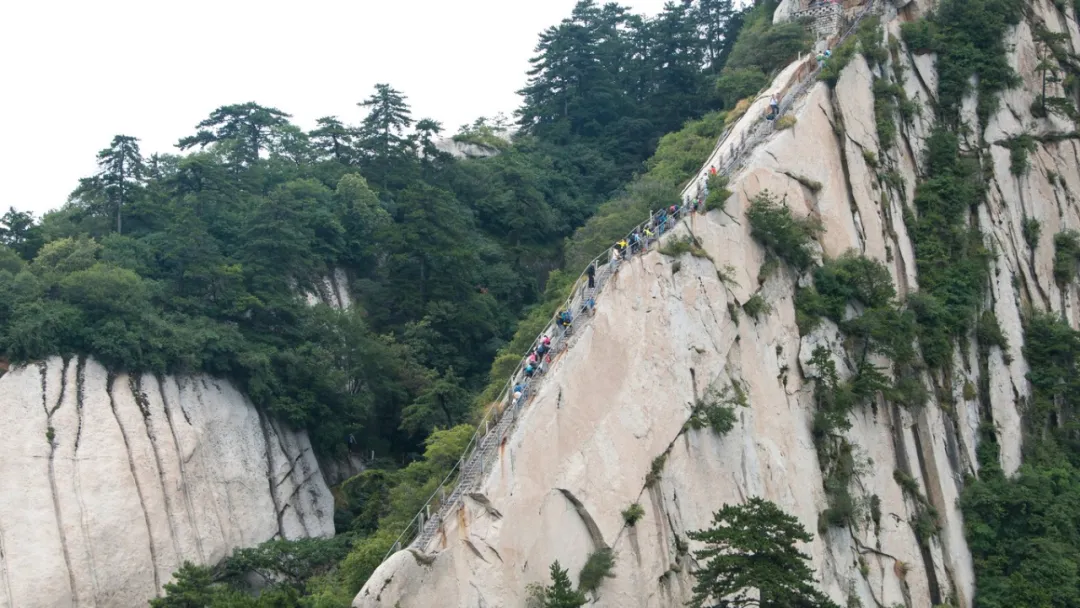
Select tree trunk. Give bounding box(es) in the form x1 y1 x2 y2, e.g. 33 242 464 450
117 162 124 235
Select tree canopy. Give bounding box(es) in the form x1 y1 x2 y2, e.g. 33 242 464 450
687 497 839 608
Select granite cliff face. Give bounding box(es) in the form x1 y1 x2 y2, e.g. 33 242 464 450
0 357 334 608
355 0 1080 606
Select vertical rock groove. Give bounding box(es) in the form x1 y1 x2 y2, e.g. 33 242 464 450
73 357 85 451
0 515 13 608
156 376 206 564
73 359 102 603
271 420 313 536
109 374 162 593
909 424 943 605
257 410 286 538
131 375 184 565
555 489 608 550
45 359 79 607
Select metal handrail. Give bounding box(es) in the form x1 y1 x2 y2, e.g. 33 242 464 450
377 0 881 565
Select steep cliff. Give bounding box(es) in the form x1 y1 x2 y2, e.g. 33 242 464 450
354 0 1080 606
0 357 334 608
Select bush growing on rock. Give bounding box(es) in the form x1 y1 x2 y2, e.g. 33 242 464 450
775 115 797 130
645 453 667 488
1023 217 1042 250
725 98 752 126
685 385 744 435
578 548 616 595
1053 230 1080 285
621 503 646 526
746 191 822 272
742 294 770 320
659 235 711 260
705 174 732 212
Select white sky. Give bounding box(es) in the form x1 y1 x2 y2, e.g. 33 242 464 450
0 0 672 218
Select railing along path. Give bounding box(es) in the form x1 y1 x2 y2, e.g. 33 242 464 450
380 0 881 562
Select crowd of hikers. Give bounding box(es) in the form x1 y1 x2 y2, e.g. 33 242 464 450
505 41 842 409
507 172 722 409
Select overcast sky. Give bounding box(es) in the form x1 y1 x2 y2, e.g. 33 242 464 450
0 0 672 218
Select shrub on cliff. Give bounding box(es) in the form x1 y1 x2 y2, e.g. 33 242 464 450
1053 230 1080 285
705 174 732 212
746 191 823 272
578 549 616 595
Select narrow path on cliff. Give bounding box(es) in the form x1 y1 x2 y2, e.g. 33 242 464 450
386 0 883 560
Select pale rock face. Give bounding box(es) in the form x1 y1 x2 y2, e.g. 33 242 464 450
0 357 334 608
355 0 1080 605
433 134 511 159
773 0 802 24
304 267 353 310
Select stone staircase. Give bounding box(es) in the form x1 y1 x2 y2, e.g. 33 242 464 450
409 259 619 551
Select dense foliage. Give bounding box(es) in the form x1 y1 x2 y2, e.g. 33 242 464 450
962 315 1080 607
746 190 823 272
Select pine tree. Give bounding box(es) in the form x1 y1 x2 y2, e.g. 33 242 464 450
149 562 215 608
0 207 41 259
177 102 291 167
517 0 632 143
357 84 414 160
545 561 586 608
70 135 145 234
695 0 740 72
647 2 708 133
356 84 415 188
412 118 446 164
688 497 840 608
309 116 356 163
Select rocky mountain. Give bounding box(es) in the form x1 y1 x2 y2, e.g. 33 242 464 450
0 357 334 607
354 0 1080 606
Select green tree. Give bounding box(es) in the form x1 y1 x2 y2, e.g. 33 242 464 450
400 367 471 436
723 1 810 75
219 537 350 590
309 116 356 164
695 0 742 72
545 561 587 608
149 561 216 608
70 135 145 234
517 0 632 144
177 102 292 167
357 84 414 161
0 207 43 259
412 118 446 164
687 497 839 608
646 2 709 132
